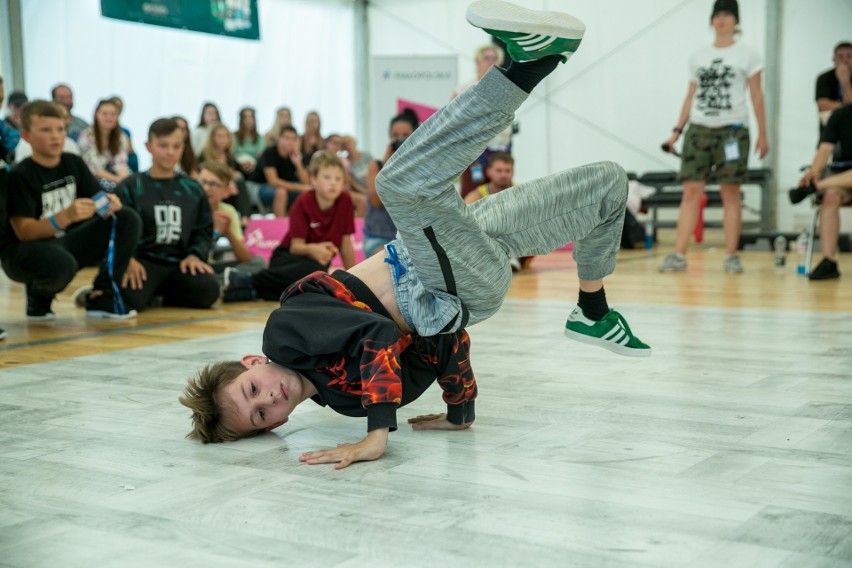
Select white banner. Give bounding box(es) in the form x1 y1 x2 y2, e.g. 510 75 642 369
370 55 458 159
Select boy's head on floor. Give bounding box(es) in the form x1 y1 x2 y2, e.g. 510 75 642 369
146 118 184 172
180 357 309 443
197 160 231 207
20 100 67 160
309 152 347 207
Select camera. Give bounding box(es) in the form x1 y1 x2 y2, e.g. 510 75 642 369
391 137 408 152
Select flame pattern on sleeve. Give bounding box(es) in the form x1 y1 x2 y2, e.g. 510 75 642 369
288 272 412 409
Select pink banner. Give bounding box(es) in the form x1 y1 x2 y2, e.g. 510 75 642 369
244 217 366 265
397 98 439 126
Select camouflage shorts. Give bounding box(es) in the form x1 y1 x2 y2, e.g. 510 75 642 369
679 124 750 184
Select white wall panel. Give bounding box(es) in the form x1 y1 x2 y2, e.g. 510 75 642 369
369 0 851 231
21 0 356 170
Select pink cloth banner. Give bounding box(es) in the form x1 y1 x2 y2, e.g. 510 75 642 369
244 217 366 264
397 98 439 126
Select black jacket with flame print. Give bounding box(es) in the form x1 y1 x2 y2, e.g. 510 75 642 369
262 270 477 431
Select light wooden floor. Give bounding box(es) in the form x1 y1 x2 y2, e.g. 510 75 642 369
1 235 851 567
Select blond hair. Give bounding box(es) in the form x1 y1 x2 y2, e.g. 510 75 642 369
476 44 504 66
179 361 262 443
199 122 234 163
309 151 346 177
198 160 232 184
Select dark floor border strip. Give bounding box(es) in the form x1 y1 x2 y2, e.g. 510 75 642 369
1 253 663 353
0 308 273 353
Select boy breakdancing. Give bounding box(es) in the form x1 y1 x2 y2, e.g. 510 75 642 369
181 0 650 469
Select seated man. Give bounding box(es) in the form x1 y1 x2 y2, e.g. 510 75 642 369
789 104 852 280
181 0 650 470
815 41 852 137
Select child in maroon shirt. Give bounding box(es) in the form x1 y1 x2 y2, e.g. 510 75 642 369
224 152 356 301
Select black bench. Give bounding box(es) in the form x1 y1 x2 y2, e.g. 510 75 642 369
638 168 772 236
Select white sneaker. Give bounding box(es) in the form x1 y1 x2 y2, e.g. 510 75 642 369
72 285 94 308
86 309 138 320
658 253 687 273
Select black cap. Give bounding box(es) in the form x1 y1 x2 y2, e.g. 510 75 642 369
711 0 739 22
7 91 28 108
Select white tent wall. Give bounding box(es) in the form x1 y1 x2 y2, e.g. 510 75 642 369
368 0 852 233
12 0 852 232
777 0 852 233
19 0 356 171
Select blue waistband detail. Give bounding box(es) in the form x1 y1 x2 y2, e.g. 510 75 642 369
384 243 407 280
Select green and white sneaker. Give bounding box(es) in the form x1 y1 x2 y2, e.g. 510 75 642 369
466 0 585 63
564 306 651 357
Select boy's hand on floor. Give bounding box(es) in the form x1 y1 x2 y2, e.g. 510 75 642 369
408 413 474 431
122 258 147 290
180 255 214 275
299 428 388 470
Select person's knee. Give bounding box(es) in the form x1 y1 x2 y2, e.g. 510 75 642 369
822 188 843 209
190 276 221 308
115 207 142 239
37 254 78 294
596 161 628 205
681 183 705 203
719 186 741 206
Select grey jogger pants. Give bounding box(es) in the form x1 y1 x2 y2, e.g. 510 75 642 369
376 67 627 336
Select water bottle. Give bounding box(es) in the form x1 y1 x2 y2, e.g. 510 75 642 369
471 162 484 184
795 230 809 275
644 221 654 249
773 234 787 271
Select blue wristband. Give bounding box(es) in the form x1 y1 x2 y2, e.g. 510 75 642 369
49 215 63 233
212 231 221 239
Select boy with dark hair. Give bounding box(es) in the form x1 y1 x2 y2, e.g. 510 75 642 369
115 118 219 311
254 125 311 217
223 152 356 301
1 100 141 319
182 0 650 469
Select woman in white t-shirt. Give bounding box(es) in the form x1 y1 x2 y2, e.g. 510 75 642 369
659 0 768 274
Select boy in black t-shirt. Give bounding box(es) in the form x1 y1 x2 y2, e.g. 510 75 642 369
115 118 219 311
254 126 310 217
0 100 141 319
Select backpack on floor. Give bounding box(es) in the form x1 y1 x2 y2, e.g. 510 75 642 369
621 208 645 250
